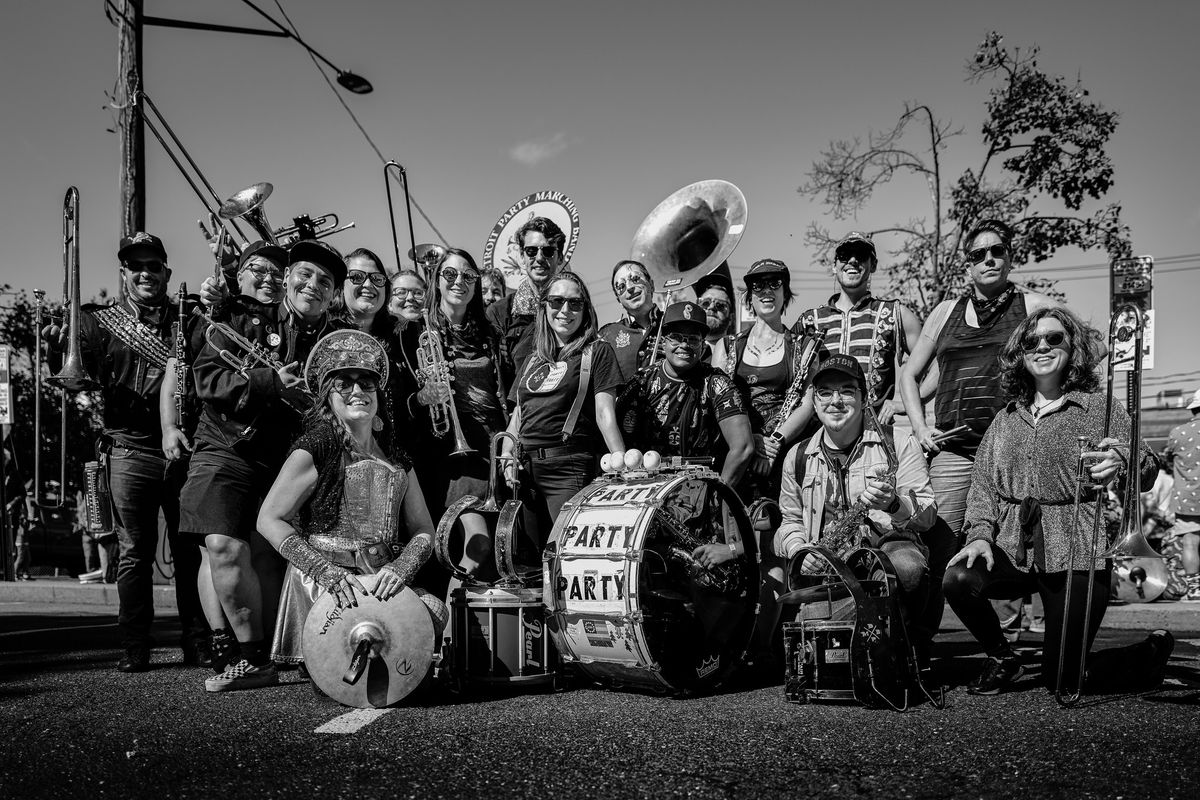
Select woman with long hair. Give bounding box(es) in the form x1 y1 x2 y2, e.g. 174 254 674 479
943 306 1172 695
411 248 509 590
258 330 447 672
500 271 625 542
335 248 394 339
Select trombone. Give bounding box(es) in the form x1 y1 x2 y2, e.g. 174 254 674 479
33 188 99 509
1055 304 1168 706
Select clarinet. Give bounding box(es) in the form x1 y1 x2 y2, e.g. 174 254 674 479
769 323 826 436
173 283 188 428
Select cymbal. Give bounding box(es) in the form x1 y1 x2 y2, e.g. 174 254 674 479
302 576 435 708
1111 557 1169 604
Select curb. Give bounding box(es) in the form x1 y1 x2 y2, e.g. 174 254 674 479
0 580 179 613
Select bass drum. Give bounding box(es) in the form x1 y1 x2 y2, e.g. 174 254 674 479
543 467 758 694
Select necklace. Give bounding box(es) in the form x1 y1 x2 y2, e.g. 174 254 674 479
1031 396 1062 418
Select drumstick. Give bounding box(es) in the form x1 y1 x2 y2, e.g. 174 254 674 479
931 425 970 444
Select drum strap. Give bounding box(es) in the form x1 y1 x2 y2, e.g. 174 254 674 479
561 342 594 441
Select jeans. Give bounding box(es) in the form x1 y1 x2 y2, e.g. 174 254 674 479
928 447 1022 635
943 547 1158 691
528 452 596 547
108 446 205 649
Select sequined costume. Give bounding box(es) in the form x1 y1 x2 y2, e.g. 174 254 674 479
272 424 448 663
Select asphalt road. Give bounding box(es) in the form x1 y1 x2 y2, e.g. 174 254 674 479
2 602 1198 800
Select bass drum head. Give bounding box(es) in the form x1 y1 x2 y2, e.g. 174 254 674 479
637 475 758 692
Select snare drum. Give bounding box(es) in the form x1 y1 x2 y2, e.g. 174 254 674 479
449 585 557 689
543 466 758 694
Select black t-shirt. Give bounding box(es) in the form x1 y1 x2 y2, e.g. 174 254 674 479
618 362 746 459
514 340 623 449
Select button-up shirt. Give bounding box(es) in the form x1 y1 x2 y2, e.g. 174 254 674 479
795 293 907 407
1167 415 1200 517
963 391 1159 572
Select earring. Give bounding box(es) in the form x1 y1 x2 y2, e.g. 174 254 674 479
372 417 384 432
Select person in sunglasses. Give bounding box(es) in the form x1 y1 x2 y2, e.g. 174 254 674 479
410 249 508 591
500 272 626 542
258 330 447 676
897 219 1058 645
44 232 210 673
794 232 922 426
943 306 1172 695
695 270 736 371
335 248 393 339
181 239 347 692
619 301 754 489
598 259 663 382
485 217 568 387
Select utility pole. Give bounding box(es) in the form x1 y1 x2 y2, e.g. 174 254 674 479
116 0 144 239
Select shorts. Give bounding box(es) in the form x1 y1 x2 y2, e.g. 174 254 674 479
440 451 490 506
178 442 274 543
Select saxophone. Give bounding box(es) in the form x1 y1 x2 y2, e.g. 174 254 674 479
654 506 744 594
821 404 899 558
769 323 826 435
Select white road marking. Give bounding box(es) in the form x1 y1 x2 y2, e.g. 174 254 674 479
314 707 392 734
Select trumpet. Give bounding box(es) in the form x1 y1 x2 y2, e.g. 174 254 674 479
1055 304 1168 707
203 317 313 412
415 315 474 457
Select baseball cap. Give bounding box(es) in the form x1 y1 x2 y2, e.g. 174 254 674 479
118 232 167 263
812 352 866 388
743 258 789 285
288 239 347 285
660 301 709 333
237 240 287 273
835 231 876 260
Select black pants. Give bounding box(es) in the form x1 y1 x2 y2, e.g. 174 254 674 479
528 452 596 547
943 547 1159 691
109 446 206 649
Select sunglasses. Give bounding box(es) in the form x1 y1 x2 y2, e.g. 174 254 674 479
663 332 704 349
698 298 730 314
613 274 647 296
244 264 283 282
1020 331 1069 352
967 244 1009 264
814 385 861 402
330 375 379 394
124 260 165 274
546 295 585 313
749 277 784 292
523 245 559 260
439 267 478 286
347 270 387 288
835 247 873 264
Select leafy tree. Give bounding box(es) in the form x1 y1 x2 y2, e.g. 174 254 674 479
799 31 1132 317
0 286 105 508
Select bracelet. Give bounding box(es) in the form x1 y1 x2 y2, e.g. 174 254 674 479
727 543 738 557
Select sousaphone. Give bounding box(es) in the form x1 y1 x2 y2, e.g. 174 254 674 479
629 180 748 292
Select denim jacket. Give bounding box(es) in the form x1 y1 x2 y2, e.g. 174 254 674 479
775 424 937 559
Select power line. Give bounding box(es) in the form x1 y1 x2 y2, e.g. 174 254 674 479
266 0 448 248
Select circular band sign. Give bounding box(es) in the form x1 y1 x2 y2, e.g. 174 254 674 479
483 190 581 290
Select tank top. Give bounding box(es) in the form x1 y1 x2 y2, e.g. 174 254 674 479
934 291 1027 458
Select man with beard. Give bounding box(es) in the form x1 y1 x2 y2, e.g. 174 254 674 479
776 354 934 627
695 272 736 372
619 301 754 488
599 260 663 382
181 240 345 692
485 217 566 383
47 233 209 672
794 232 922 425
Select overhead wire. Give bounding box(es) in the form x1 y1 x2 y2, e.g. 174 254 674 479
265 0 448 248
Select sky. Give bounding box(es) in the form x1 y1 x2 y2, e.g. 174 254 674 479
2 1 1198 398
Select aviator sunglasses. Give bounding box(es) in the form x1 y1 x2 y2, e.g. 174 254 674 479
967 244 1009 264
523 245 559 260
1020 331 1069 352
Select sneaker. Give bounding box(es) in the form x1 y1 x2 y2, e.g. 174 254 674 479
181 638 214 668
117 647 152 673
209 631 238 673
204 659 278 693
967 656 1024 696
1028 618 1046 634
78 569 104 584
